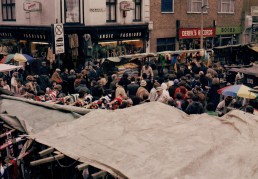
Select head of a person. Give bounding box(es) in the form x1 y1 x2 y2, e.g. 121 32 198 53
145 62 149 68
186 91 194 99
140 80 147 87
70 69 75 75
12 72 18 77
122 73 129 79
142 73 147 80
111 74 117 80
246 105 254 114
26 75 35 82
156 87 163 96
78 89 87 98
192 95 200 102
55 68 61 74
225 96 233 103
175 93 183 100
53 84 62 91
130 77 136 82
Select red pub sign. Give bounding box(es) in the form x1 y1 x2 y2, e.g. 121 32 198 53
179 28 216 39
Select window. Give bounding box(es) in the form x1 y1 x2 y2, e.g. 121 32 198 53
2 0 15 21
218 0 234 13
157 38 176 52
187 0 208 13
134 0 141 21
106 0 116 22
64 0 80 23
161 0 174 13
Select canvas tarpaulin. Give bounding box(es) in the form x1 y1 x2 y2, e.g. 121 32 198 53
0 95 91 134
29 102 258 179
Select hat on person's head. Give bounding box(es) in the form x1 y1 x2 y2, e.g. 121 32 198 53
56 68 61 72
140 80 147 87
174 79 179 84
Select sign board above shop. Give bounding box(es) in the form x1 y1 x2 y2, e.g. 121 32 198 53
179 28 215 39
216 26 242 35
251 6 258 16
23 1 42 11
120 1 134 11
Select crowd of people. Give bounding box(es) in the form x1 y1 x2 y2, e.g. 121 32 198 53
0 58 256 116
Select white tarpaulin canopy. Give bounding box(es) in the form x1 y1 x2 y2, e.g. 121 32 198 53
28 102 258 179
0 64 23 72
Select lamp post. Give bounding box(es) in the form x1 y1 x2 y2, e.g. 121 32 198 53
200 5 209 49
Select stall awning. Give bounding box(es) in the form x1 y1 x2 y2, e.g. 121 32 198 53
248 45 258 53
0 64 23 72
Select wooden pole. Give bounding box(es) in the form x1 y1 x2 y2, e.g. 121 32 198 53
92 171 107 179
38 147 54 157
76 163 89 171
0 129 15 138
30 154 65 167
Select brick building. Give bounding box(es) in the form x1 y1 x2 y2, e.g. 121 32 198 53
149 0 244 52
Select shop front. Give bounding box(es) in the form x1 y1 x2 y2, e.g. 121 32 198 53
63 24 149 69
178 28 216 50
0 26 52 58
215 26 241 46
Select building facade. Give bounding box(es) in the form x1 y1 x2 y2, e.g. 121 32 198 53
150 0 244 52
242 0 258 43
0 0 151 68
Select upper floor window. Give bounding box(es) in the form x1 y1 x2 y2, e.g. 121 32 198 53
187 0 208 13
134 0 141 21
65 0 80 23
106 0 116 22
218 0 234 13
2 0 15 21
161 0 174 13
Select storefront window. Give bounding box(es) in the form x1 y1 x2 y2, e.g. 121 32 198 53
106 0 116 22
95 40 144 58
1 0 15 21
65 0 80 23
179 38 212 50
157 38 175 52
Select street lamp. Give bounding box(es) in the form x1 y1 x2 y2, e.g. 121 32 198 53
200 5 209 49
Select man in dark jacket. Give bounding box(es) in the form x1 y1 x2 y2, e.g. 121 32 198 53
185 95 204 115
127 77 139 99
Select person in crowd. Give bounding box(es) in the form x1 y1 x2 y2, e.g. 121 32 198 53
207 78 220 108
154 86 170 104
149 81 160 102
67 69 77 94
127 77 139 99
136 80 149 101
181 91 194 112
98 73 107 88
216 96 236 117
39 61 50 76
1 79 10 91
10 72 18 93
141 62 153 81
109 74 119 91
245 105 254 114
115 80 127 99
185 95 204 115
51 68 62 84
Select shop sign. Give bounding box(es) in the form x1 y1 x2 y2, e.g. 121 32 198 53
23 1 42 12
54 23 65 54
98 32 142 40
23 33 46 40
120 1 134 11
89 8 105 12
179 28 215 39
0 32 13 38
216 26 241 35
251 6 258 16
